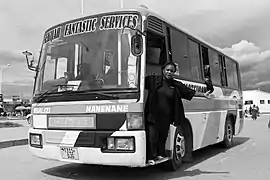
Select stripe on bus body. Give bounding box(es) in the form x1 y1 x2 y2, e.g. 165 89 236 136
200 111 223 147
45 131 66 144
45 130 81 147
32 98 237 115
32 102 144 114
45 130 117 148
60 131 81 146
184 97 238 112
187 111 227 150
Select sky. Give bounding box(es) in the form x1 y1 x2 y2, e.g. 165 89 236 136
1 0 270 98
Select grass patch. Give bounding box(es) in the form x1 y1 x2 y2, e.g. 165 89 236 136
0 122 23 128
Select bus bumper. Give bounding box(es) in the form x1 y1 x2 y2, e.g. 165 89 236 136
28 128 147 167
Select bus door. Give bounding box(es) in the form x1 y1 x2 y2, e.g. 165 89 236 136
144 24 168 108
145 31 166 76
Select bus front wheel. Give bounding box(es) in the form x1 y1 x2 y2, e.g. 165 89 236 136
163 126 185 171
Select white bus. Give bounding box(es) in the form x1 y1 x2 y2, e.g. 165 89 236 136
24 7 244 171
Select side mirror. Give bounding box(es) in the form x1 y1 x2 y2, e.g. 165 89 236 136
22 50 37 72
131 33 143 56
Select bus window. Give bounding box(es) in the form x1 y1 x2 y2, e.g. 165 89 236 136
219 55 228 86
225 58 239 89
146 31 167 76
56 58 68 79
201 46 214 92
188 39 202 82
43 51 56 82
169 28 190 79
201 46 210 78
209 50 221 86
245 100 253 105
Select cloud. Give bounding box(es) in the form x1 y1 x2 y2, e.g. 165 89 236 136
0 50 35 86
221 40 270 66
1 0 270 96
219 40 270 92
2 83 33 98
0 50 25 65
164 0 270 50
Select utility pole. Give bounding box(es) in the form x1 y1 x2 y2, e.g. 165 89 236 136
120 0 123 8
81 0 84 15
0 64 10 95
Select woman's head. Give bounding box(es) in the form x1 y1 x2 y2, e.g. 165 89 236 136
162 62 177 79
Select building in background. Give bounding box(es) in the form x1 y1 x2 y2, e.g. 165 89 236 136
243 90 270 114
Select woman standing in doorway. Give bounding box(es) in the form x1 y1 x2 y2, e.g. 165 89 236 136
145 62 212 165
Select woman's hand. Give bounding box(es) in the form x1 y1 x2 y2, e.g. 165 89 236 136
204 90 213 99
204 90 216 99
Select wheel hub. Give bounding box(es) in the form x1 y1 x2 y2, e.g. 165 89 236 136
227 123 233 142
175 134 185 160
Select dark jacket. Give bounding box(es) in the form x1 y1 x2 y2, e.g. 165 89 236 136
145 75 196 126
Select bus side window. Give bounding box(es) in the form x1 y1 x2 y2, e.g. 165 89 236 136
169 27 191 79
225 57 239 89
201 46 214 92
188 39 202 81
208 50 222 86
219 55 228 86
201 46 211 79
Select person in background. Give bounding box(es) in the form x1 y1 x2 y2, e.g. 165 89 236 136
251 105 258 120
256 105 260 116
145 61 212 165
249 105 252 115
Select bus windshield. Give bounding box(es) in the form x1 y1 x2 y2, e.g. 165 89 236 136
34 13 141 98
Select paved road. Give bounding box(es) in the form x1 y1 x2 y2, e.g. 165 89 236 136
1 115 270 180
0 119 29 143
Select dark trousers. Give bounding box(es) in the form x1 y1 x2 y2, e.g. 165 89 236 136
146 123 170 160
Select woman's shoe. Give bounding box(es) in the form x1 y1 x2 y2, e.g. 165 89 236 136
148 160 155 165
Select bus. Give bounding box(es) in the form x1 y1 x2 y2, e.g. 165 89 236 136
24 6 244 171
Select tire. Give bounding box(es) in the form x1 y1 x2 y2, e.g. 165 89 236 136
221 118 234 148
163 126 185 171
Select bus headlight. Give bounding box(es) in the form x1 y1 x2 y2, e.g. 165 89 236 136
29 133 42 148
106 137 135 151
115 138 134 151
107 137 115 150
126 113 144 130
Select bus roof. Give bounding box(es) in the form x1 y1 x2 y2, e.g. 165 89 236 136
44 6 238 64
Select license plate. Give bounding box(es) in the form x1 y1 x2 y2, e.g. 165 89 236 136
60 147 79 160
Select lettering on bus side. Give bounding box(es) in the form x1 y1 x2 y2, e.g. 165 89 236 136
43 26 61 44
184 83 207 93
33 107 51 114
99 14 138 30
64 18 98 37
86 105 129 113
63 14 138 37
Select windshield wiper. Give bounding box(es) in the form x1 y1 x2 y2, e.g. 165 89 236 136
34 85 119 103
34 84 79 103
89 91 119 99
63 90 119 99
34 87 59 103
